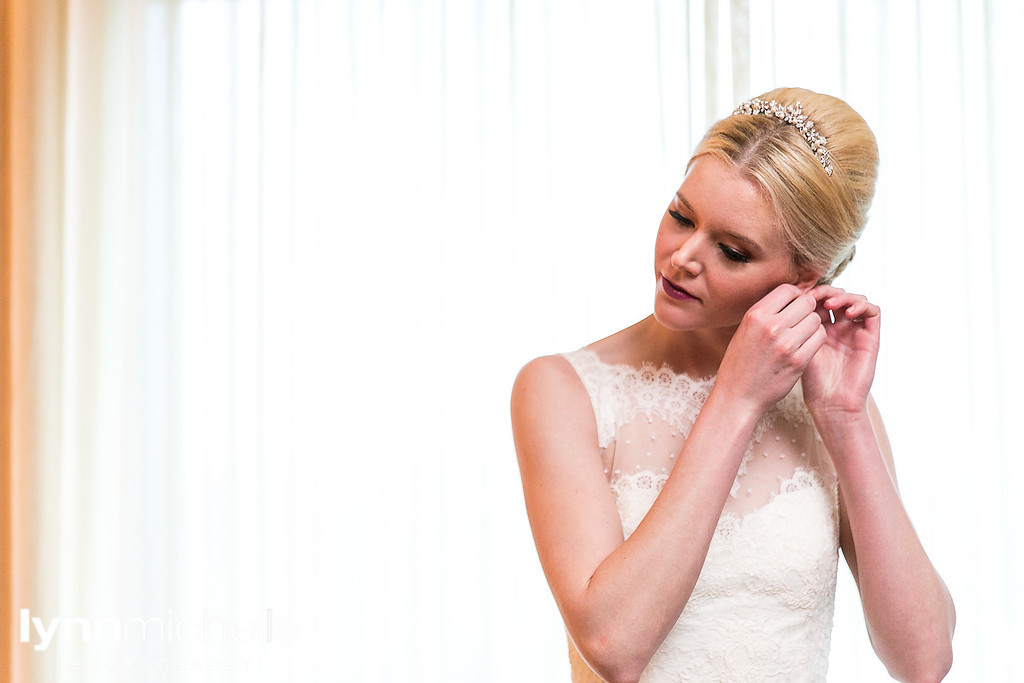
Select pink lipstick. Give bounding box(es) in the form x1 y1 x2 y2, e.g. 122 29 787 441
661 276 698 301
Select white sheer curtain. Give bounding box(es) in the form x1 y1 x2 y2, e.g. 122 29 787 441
6 0 1019 681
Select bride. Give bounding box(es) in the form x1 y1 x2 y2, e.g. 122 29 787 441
511 88 955 682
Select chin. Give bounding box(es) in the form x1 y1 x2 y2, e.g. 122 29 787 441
652 298 698 331
653 294 745 334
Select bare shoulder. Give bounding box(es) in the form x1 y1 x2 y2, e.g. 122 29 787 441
512 354 581 395
511 354 597 459
512 354 588 409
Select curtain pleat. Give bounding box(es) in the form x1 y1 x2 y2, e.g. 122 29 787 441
729 0 749 104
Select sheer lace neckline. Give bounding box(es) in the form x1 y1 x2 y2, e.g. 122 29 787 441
562 346 823 502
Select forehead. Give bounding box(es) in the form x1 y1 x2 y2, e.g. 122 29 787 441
678 156 787 251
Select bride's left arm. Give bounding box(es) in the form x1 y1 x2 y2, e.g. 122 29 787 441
827 400 954 682
805 286 955 683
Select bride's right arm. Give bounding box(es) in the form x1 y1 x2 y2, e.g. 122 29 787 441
511 356 759 683
511 287 825 683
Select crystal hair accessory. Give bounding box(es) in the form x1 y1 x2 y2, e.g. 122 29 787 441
732 98 833 176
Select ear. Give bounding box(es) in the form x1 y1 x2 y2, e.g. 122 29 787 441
792 266 821 293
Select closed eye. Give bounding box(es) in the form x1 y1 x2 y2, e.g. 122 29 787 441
719 245 750 263
668 209 693 228
670 204 750 263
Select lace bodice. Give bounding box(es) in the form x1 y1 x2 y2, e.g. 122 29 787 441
561 348 840 683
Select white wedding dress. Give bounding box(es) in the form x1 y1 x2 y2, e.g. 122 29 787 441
561 348 841 683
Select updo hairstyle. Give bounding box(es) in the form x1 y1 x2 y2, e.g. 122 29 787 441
690 87 879 284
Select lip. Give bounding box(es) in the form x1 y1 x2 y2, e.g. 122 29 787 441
661 275 699 302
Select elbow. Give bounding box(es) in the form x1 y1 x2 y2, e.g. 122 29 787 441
933 638 955 681
573 631 649 683
600 664 646 683
917 642 954 683
903 659 951 683
887 639 953 683
606 672 644 683
895 659 952 683
878 594 956 683
583 658 645 683
592 668 643 683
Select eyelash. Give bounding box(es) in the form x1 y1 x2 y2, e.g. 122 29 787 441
719 245 750 264
668 209 750 264
668 208 693 228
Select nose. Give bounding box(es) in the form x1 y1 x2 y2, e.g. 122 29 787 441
670 235 704 276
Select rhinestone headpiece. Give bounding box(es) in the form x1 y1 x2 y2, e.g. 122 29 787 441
732 98 833 176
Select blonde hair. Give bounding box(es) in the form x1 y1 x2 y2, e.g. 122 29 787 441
690 87 879 283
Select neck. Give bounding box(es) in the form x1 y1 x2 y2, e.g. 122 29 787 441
627 316 738 377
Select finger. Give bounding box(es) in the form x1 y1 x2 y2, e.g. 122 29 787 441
810 286 845 321
812 288 879 321
754 283 808 314
809 284 845 302
828 298 879 323
860 308 881 335
777 314 824 366
843 301 880 319
821 293 865 312
778 291 818 326
831 306 881 343
789 309 825 344
793 321 828 366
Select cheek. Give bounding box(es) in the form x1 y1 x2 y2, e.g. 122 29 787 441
731 271 797 312
653 228 674 266
711 274 780 314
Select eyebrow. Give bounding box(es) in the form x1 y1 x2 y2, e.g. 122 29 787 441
675 192 764 253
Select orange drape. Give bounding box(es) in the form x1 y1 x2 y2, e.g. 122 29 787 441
0 0 12 671
2 1 67 680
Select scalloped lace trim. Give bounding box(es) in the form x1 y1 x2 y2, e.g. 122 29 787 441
562 348 714 441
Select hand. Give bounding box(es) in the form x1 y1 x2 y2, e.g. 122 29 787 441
716 284 827 415
801 285 881 418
